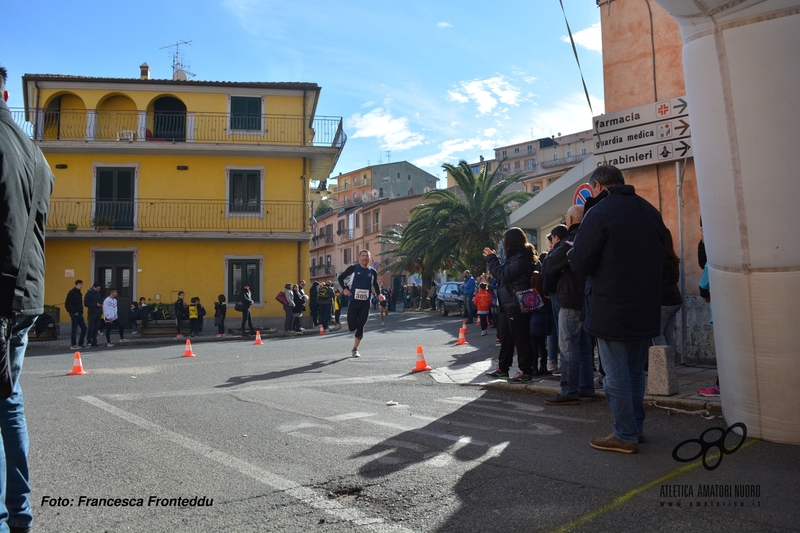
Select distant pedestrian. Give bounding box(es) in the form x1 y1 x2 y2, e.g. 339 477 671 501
188 297 202 337
174 291 187 338
84 283 104 347
291 283 305 333
309 281 320 327
102 288 128 346
282 283 295 333
473 282 492 336
238 283 255 337
65 279 87 349
379 282 390 326
461 271 476 323
333 289 342 324
214 294 227 337
317 281 334 331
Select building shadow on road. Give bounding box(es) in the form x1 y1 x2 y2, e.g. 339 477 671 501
215 358 350 388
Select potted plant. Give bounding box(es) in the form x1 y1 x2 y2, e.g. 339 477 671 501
66 223 78 233
92 214 115 230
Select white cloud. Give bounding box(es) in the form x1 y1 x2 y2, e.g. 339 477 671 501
447 76 521 115
361 100 375 108
526 92 605 136
348 108 424 151
438 22 452 28
412 137 496 168
561 22 602 53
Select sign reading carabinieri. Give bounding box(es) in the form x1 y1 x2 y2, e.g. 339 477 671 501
593 97 693 170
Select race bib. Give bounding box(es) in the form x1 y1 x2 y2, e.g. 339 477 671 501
354 289 370 300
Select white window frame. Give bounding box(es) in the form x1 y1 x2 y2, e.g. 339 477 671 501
223 254 265 308
227 95 265 136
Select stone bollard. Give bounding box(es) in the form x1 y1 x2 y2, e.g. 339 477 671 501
646 345 679 396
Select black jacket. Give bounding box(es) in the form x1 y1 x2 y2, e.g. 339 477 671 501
65 287 84 316
0 100 54 317
486 251 534 312
569 184 666 341
545 224 586 310
84 289 104 316
661 257 683 306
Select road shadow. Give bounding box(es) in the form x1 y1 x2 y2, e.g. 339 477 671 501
215 357 349 388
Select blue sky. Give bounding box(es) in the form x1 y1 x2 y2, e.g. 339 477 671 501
2 0 603 184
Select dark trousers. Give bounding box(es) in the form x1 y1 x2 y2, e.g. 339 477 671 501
87 313 102 345
497 306 535 374
531 334 547 372
70 313 87 346
334 308 341 324
310 302 319 326
319 304 332 329
176 316 184 334
189 318 200 335
104 319 124 344
478 313 489 331
241 309 254 335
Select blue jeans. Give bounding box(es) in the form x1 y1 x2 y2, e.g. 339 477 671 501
1 315 35 532
547 300 560 364
596 338 649 444
464 294 474 320
557 307 594 398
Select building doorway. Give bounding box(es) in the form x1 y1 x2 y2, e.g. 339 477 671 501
94 251 134 328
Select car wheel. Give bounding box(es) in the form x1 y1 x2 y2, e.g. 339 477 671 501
440 302 449 316
459 302 466 317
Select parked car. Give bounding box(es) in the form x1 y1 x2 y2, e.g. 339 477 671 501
437 281 466 317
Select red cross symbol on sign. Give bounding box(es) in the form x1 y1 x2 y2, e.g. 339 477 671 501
657 103 670 116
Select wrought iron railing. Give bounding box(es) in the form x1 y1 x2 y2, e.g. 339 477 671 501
47 198 304 233
540 153 589 169
10 108 346 148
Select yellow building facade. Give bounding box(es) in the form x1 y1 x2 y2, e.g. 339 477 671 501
16 69 345 329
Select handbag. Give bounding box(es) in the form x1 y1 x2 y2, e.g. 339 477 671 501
275 291 289 307
0 316 14 399
514 288 545 313
234 301 244 312
214 315 225 327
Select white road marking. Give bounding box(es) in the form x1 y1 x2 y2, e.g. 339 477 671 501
78 395 415 533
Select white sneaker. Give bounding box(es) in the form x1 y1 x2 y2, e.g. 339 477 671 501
481 330 487 336
106 343 115 347
120 338 130 343
547 360 558 372
351 349 361 358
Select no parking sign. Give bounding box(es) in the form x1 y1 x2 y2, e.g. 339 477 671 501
573 183 593 206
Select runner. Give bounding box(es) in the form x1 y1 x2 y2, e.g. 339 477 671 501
379 282 390 326
338 250 384 357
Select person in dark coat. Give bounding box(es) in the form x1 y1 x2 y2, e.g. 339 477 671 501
65 279 87 348
0 65 54 533
238 283 255 337
84 283 104 347
569 164 667 455
655 228 683 348
483 227 536 383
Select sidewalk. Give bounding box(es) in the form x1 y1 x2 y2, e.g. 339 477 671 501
431 358 722 414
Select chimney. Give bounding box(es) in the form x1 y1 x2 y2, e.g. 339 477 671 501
139 63 151 80
479 155 484 162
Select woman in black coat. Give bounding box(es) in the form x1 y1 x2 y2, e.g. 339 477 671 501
483 227 537 383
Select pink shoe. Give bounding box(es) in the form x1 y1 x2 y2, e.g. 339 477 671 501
176 334 184 338
697 384 720 397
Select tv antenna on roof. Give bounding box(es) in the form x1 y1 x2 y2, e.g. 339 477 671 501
160 40 196 80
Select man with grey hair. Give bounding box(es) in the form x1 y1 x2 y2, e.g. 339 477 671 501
1 64 54 533
569 164 666 454
545 205 595 405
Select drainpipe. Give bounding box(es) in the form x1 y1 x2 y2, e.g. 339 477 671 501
34 81 41 139
653 0 800 444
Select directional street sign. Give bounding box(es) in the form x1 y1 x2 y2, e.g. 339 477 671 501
593 97 693 170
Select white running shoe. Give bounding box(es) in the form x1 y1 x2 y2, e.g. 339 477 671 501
351 349 361 358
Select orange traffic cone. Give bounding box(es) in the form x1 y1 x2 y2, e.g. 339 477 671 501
253 330 264 345
412 345 431 372
67 351 88 375
319 324 326 335
462 320 470 334
455 328 469 346
182 339 195 358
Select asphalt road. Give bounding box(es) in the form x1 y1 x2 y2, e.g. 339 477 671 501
21 309 800 532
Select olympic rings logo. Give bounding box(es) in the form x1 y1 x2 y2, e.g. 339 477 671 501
672 422 747 471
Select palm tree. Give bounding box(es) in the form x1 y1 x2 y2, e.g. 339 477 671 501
420 159 532 275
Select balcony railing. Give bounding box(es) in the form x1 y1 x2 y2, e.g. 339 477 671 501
46 198 303 233
10 108 346 148
540 153 589 169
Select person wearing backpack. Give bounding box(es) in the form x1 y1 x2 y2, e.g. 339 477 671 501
317 281 334 331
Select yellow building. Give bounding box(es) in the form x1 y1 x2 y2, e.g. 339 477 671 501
15 65 345 330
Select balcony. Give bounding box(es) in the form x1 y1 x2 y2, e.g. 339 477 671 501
540 153 589 169
46 198 305 238
310 234 334 249
10 108 346 181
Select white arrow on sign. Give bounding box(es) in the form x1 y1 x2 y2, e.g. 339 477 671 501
594 118 691 154
597 139 693 171
593 97 689 136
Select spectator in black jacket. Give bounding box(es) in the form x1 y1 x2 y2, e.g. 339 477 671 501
542 224 568 373
569 164 667 455
545 206 594 406
1 65 54 533
483 227 536 383
65 280 87 348
84 283 104 347
174 292 187 338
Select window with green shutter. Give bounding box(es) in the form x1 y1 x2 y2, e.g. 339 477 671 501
230 96 261 131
